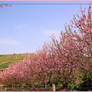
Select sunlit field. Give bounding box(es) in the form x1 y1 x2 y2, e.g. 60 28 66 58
0 54 25 71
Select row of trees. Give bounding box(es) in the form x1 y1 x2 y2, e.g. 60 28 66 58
0 6 92 90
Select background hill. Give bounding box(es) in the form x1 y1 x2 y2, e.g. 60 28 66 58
0 54 26 71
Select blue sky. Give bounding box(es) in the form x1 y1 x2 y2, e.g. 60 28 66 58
0 1 91 54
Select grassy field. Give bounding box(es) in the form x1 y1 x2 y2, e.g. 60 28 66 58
0 54 25 71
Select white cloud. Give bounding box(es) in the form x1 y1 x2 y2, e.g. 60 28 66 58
42 30 61 37
14 24 30 31
0 38 20 45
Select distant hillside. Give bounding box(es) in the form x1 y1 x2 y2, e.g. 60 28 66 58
0 54 26 71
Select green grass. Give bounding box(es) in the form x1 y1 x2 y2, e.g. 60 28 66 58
0 54 25 71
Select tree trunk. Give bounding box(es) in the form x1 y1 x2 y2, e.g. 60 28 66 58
52 84 56 92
